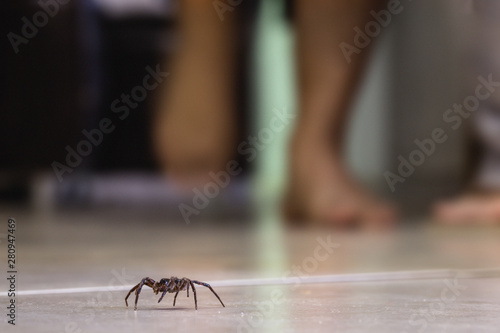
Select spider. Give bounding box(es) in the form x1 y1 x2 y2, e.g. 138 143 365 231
125 276 225 310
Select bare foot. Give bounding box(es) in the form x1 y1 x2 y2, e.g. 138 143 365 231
288 0 391 228
284 136 397 228
433 191 500 224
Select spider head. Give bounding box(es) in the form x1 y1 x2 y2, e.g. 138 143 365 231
152 278 169 294
153 280 166 294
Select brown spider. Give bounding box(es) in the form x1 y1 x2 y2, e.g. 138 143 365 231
125 277 225 310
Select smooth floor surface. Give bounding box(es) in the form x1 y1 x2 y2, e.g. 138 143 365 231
1 209 500 332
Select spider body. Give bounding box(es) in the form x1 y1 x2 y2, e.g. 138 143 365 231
125 276 225 310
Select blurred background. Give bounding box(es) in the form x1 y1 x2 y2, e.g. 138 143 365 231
5 4 500 332
0 0 479 221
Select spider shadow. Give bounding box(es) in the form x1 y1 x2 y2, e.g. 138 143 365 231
146 307 194 311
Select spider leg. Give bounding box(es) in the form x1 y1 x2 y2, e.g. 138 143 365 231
172 291 180 306
125 283 140 307
132 277 155 311
189 281 198 310
179 280 190 306
158 290 168 303
192 280 225 307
